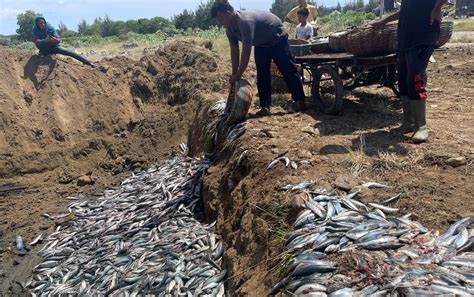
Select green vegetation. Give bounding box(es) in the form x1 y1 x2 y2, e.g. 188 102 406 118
4 0 384 51
11 26 226 52
16 10 42 41
319 11 377 34
454 21 474 31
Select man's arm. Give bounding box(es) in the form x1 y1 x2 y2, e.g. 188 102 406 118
234 43 252 80
371 11 400 28
230 43 240 76
431 0 448 24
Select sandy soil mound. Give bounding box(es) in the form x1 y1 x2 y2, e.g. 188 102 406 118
0 41 226 178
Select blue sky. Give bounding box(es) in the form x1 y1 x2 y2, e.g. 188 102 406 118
0 0 350 35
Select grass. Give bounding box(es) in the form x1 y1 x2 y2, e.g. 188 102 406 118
454 21 474 32
450 34 474 44
10 26 228 60
345 134 368 177
272 251 294 278
373 150 424 172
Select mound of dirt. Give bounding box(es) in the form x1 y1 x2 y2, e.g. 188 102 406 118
0 41 226 178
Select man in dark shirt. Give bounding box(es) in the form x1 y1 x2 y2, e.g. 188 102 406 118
373 0 447 143
211 0 306 116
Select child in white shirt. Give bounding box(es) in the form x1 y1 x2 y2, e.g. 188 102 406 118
296 8 313 40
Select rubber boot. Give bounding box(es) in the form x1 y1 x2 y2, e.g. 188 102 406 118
295 100 307 112
393 96 414 134
410 100 428 143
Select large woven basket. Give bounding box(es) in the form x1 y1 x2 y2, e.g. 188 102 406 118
345 23 398 56
437 21 453 47
328 30 349 52
345 21 454 56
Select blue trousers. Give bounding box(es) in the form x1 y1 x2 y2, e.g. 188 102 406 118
40 46 92 65
398 45 435 101
254 37 305 108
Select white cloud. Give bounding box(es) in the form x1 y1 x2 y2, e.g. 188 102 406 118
0 8 23 19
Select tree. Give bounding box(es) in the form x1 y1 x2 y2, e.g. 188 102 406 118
88 17 103 35
78 19 88 35
100 15 115 36
150 17 173 32
113 20 127 35
194 1 216 30
174 10 195 30
125 20 139 33
318 4 336 17
271 0 296 20
365 0 379 12
16 10 41 41
137 18 154 34
336 2 342 12
57 21 68 34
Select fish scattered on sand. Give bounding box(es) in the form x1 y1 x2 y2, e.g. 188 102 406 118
29 109 227 297
271 182 474 296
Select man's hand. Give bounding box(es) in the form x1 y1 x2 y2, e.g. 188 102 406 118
431 7 443 25
45 35 57 44
229 73 242 84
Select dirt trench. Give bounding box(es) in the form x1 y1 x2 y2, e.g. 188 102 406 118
0 40 228 295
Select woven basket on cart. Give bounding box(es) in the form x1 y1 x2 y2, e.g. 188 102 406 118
345 21 453 56
345 23 398 56
437 21 453 47
328 30 349 52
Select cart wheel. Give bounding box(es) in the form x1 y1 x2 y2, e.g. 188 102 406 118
312 65 344 115
389 82 401 98
387 65 400 98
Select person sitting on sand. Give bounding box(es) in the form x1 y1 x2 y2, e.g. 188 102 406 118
33 16 95 67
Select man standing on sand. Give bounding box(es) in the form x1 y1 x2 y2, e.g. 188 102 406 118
211 0 306 116
372 0 447 143
33 16 95 67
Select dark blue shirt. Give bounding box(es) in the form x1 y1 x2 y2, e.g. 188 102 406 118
398 0 440 50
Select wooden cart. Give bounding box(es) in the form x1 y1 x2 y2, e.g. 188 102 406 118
294 52 400 115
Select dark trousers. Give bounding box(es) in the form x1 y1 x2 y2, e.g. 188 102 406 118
41 47 92 65
254 37 305 108
398 45 435 101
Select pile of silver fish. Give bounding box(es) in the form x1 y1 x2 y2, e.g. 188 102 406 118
28 155 226 296
272 184 474 296
206 100 246 144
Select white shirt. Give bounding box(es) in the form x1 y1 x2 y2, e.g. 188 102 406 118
296 23 313 40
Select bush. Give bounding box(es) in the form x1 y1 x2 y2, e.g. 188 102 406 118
319 10 376 34
0 36 11 46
